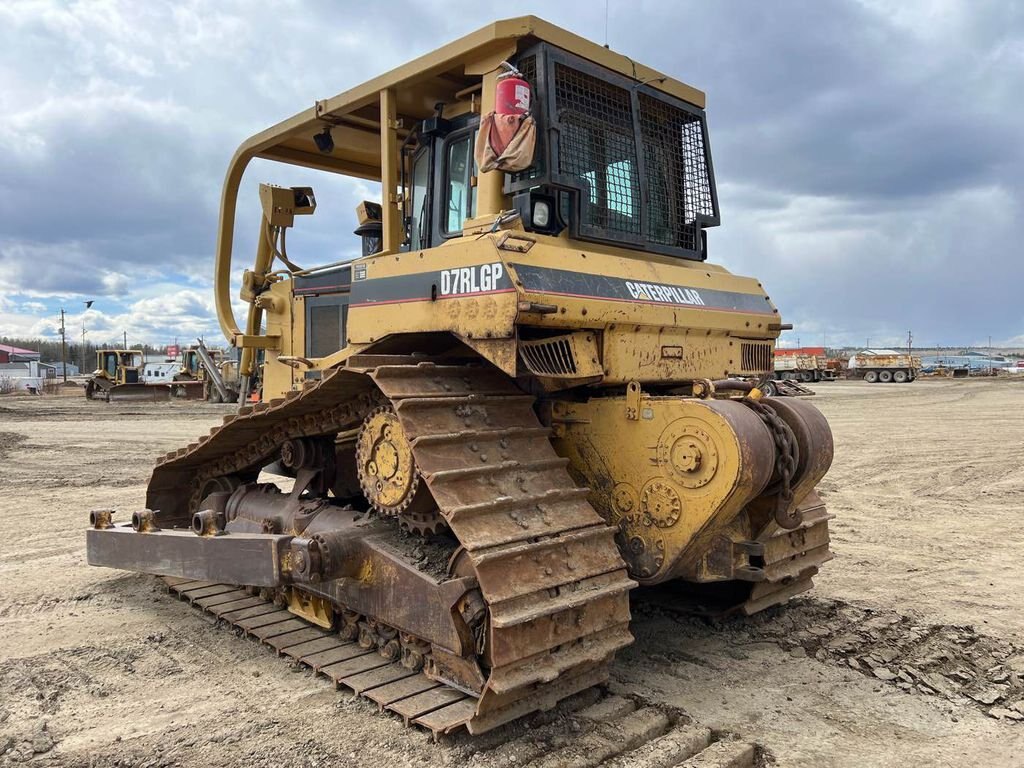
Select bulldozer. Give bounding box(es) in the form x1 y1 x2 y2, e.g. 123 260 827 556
169 347 207 400
87 17 834 736
170 342 242 402
84 349 169 402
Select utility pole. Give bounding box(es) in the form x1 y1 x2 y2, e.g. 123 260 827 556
81 300 93 375
123 330 128 350
58 309 68 383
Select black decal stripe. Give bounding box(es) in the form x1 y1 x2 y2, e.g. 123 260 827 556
350 288 514 308
511 263 774 315
349 266 513 306
294 284 351 295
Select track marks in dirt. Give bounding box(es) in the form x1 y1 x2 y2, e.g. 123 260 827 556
130 581 770 768
0 431 26 461
639 596 1024 723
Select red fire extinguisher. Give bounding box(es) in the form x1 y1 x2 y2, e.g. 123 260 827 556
495 62 531 116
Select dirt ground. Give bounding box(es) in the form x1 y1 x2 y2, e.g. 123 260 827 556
1 378 1022 767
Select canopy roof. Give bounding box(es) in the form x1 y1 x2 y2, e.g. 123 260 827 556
238 16 706 182
215 17 707 344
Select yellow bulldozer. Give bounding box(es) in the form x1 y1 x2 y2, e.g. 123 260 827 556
84 349 169 402
87 17 834 736
170 341 242 402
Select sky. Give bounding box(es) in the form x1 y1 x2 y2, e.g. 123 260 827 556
1 0 1022 352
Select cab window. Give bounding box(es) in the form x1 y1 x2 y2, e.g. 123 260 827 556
409 148 430 250
444 135 475 234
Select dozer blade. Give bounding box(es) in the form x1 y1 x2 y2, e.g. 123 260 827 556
170 380 205 400
107 383 172 402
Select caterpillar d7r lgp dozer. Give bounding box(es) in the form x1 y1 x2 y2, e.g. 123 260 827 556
87 17 834 736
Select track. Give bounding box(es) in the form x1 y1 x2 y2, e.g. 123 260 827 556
163 576 764 766
144 359 635 734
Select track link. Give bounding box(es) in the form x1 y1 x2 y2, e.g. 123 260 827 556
145 360 635 734
164 576 763 765
370 363 636 733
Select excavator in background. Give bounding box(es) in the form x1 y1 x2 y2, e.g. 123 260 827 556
84 349 170 402
87 17 835 739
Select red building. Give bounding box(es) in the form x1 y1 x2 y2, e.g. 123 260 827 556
0 343 41 364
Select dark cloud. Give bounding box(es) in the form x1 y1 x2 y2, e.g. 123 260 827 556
0 0 1021 347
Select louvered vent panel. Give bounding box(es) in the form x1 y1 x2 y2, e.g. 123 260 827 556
520 337 579 376
740 342 772 373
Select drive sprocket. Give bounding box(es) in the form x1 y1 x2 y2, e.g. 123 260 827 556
355 405 430 517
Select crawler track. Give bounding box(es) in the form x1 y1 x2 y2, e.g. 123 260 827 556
164 576 764 765
145 360 635 733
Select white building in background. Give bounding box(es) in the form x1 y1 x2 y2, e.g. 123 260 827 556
0 360 56 393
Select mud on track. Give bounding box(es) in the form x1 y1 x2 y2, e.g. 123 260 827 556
1 379 1022 766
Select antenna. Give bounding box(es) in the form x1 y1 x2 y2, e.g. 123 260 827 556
605 0 610 49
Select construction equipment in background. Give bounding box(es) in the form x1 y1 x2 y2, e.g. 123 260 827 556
773 354 835 383
771 346 836 384
760 378 816 397
848 350 921 383
193 339 241 403
87 17 835 736
169 347 207 400
84 349 170 402
169 342 242 402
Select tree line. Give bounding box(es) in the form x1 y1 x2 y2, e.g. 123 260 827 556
1 336 171 367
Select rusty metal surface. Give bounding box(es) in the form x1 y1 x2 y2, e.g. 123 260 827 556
87 525 290 585
370 362 635 729
88 503 480 656
101 360 634 734
162 577 478 737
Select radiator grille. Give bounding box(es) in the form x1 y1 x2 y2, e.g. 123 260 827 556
521 337 579 377
740 342 772 373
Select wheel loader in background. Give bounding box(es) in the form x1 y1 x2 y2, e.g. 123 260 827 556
84 349 169 402
87 17 835 737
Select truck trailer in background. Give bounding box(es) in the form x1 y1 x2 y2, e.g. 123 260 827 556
772 347 836 383
848 350 921 383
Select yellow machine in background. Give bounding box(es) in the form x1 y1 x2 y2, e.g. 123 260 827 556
88 17 835 735
170 343 241 402
84 349 168 402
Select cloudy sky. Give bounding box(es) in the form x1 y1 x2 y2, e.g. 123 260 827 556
1 0 1022 351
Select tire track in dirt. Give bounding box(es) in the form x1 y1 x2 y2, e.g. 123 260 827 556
638 595 1024 723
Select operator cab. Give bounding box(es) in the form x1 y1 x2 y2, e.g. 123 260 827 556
100 351 117 377
405 110 479 250
397 45 718 260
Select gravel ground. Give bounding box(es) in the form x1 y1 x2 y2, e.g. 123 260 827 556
0 378 1022 767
